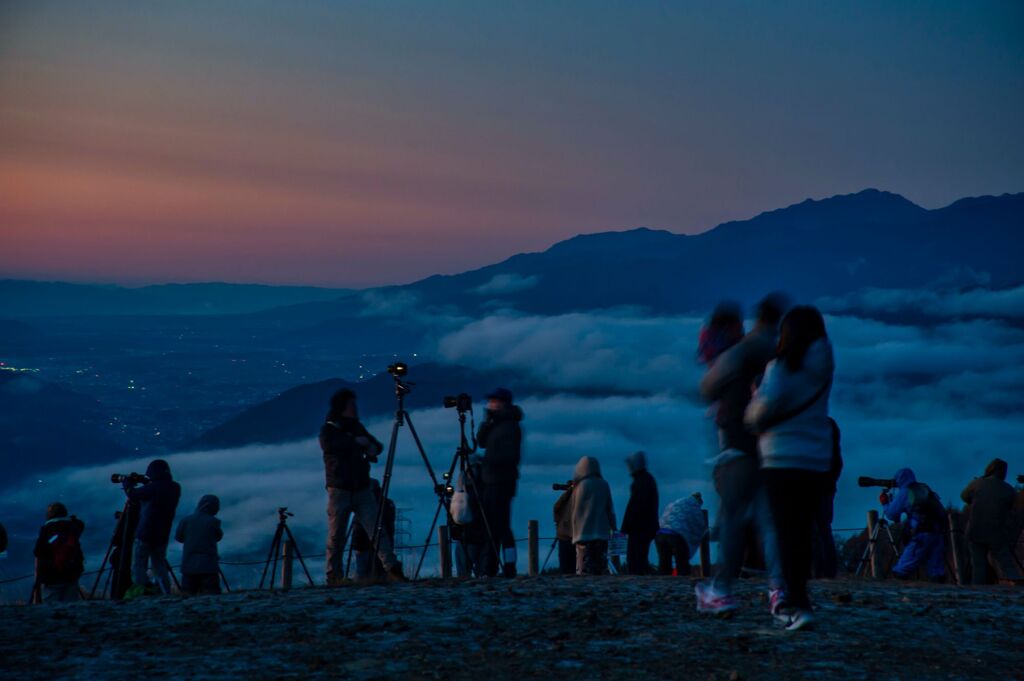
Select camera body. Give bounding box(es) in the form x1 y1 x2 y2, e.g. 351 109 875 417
387 362 408 377
857 476 896 489
443 393 473 412
552 481 574 492
111 472 149 486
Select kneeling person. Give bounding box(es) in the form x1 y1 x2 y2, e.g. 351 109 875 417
882 468 946 581
175 494 223 595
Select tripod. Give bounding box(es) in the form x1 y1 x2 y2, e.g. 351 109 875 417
370 367 446 575
411 407 499 580
90 498 139 599
856 516 899 577
259 507 314 589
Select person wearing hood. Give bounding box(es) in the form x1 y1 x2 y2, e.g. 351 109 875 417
476 388 523 577
881 467 946 581
741 306 835 631
655 493 705 576
960 458 1021 584
621 451 659 575
571 456 617 575
33 502 85 602
321 389 406 585
175 494 223 595
126 459 181 595
696 295 786 616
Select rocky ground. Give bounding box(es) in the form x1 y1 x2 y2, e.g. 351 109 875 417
1 576 1022 680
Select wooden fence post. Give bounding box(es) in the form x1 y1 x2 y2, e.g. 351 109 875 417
699 509 712 578
866 510 879 578
438 525 452 579
947 511 963 586
280 540 293 591
528 520 539 576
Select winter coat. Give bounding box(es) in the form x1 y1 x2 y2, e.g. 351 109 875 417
33 516 85 585
700 325 777 456
128 460 181 546
477 405 523 485
745 338 834 472
884 468 944 533
570 456 616 544
320 417 383 491
659 497 705 558
175 495 223 576
961 459 1016 545
621 453 659 538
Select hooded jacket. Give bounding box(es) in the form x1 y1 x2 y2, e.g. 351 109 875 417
960 458 1016 545
884 468 943 533
745 338 834 472
700 324 777 456
659 496 705 559
620 452 659 538
477 405 523 485
128 460 182 546
570 456 616 544
175 495 223 576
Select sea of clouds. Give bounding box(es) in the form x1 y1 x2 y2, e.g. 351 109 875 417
2 286 1022 596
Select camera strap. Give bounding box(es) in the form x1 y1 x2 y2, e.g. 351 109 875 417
758 378 832 432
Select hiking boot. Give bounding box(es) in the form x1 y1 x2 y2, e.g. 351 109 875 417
326 572 347 587
784 609 815 632
695 582 738 615
386 563 408 583
502 563 518 579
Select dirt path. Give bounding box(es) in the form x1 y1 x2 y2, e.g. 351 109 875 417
1 577 1021 680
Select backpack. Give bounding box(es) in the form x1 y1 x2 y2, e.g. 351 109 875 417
907 483 945 534
40 520 85 584
449 468 474 525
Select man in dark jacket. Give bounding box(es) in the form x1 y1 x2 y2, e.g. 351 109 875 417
476 387 523 577
621 451 659 575
33 502 85 602
126 459 181 594
175 494 223 595
321 389 404 585
961 458 1022 584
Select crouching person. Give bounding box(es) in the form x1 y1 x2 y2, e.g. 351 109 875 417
882 468 947 582
175 494 223 595
571 456 616 575
33 503 85 603
655 493 705 576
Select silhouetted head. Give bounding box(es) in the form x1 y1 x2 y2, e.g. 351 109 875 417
756 292 789 328
625 451 647 475
698 301 744 363
327 388 358 421
574 455 602 481
146 459 172 481
46 502 68 520
777 305 828 371
984 458 1008 480
893 468 917 489
486 387 514 411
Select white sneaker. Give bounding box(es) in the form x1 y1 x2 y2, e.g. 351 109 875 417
695 582 739 615
784 609 815 632
769 589 790 625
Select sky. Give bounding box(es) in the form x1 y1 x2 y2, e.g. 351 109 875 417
2 1 1023 286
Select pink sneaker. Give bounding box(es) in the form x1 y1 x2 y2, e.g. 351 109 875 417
769 588 791 625
695 582 739 615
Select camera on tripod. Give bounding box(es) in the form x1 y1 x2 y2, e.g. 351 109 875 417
387 362 408 378
443 393 473 412
552 480 574 492
857 476 896 490
111 472 149 485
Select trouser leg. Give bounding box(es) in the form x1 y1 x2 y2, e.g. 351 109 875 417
582 541 608 575
764 469 821 611
558 539 576 575
325 488 352 577
712 457 757 594
132 539 151 586
148 543 170 593
352 486 398 571
655 535 673 575
988 542 1023 581
924 533 947 579
481 481 516 576
675 536 692 576
969 541 990 585
626 534 652 575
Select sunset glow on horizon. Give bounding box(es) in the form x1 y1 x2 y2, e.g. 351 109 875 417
2 1 1022 287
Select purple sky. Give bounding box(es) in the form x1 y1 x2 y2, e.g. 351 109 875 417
2 1 1022 286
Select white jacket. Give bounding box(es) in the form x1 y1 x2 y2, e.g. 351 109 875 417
745 338 834 472
571 456 617 544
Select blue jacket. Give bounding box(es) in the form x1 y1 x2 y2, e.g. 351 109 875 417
128 460 181 546
883 468 941 533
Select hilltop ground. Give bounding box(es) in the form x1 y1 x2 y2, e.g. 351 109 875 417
1 577 1021 680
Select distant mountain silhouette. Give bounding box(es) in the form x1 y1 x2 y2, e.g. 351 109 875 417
0 372 130 481
189 363 546 450
0 281 348 317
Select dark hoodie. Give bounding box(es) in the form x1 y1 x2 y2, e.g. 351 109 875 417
175 495 223 575
960 458 1016 545
477 405 523 485
621 452 659 538
128 460 182 546
883 468 943 533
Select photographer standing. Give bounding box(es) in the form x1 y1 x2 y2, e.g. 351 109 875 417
621 451 659 575
882 468 947 582
321 389 405 585
126 459 181 596
571 456 617 575
960 459 1021 584
477 388 523 578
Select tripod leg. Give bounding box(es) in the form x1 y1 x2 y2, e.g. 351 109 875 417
219 567 231 593
89 541 115 599
403 411 441 488
283 524 316 587
259 524 283 590
164 557 181 593
371 415 403 561
413 498 446 580
343 520 355 580
541 537 559 573
462 464 502 570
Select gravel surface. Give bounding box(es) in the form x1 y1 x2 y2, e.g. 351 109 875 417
2 577 1022 680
